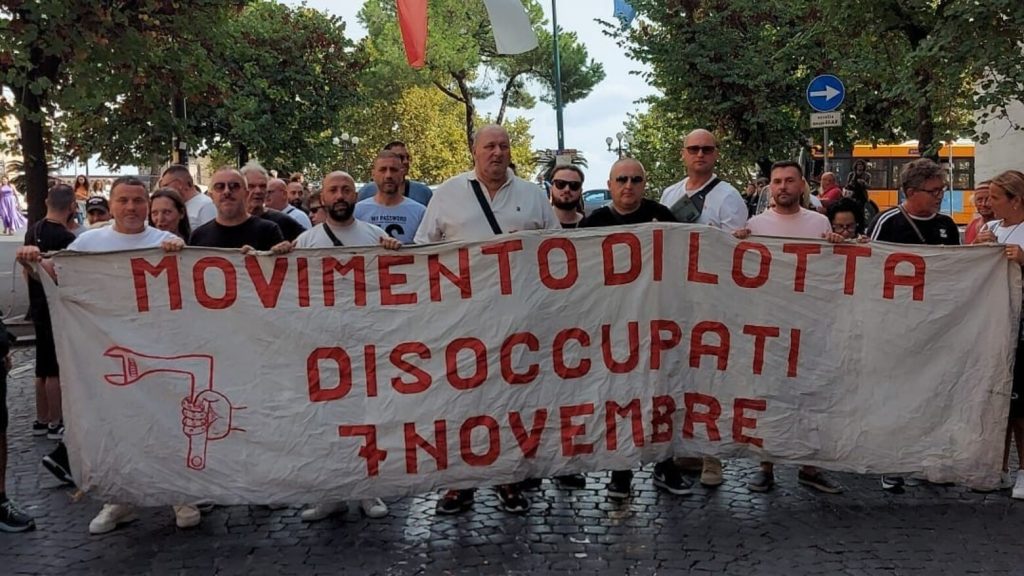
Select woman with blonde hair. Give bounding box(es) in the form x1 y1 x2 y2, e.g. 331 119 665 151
974 169 1024 498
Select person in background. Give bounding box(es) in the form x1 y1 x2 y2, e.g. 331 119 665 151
0 315 33 531
964 180 994 244
819 172 843 209
827 198 865 240
85 197 113 228
973 170 1024 499
73 175 90 202
307 193 325 226
549 164 585 229
0 177 27 235
149 188 192 240
357 141 433 206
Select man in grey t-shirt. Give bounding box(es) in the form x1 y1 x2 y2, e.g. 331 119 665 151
354 151 426 243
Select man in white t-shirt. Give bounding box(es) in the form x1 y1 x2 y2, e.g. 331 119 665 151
15 176 191 535
159 164 216 230
293 171 400 250
354 151 427 244
414 124 559 244
267 178 312 229
658 129 747 488
659 129 748 232
734 161 845 496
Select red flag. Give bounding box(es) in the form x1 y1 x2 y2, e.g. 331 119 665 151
396 0 428 69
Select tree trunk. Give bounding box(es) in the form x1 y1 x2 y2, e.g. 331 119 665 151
237 143 249 167
14 91 49 225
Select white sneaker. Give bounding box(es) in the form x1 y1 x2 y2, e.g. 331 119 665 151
89 504 137 535
359 498 388 519
300 501 348 522
1013 470 1024 500
173 504 201 529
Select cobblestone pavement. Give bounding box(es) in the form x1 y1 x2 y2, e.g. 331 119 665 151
3 347 1024 575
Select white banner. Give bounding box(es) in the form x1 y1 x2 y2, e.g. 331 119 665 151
43 224 1020 505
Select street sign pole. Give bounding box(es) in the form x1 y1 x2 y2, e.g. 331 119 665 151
551 0 565 151
823 127 829 174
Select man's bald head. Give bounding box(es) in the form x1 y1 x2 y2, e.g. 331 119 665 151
683 128 717 148
323 171 355 189
681 128 719 178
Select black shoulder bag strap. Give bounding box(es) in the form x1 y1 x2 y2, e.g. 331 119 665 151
897 205 927 244
321 222 344 247
689 177 721 214
470 179 503 235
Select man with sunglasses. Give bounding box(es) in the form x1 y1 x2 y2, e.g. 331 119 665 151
357 141 433 206
580 159 690 500
549 165 586 228
307 193 325 226
660 129 748 232
190 168 291 253
659 129 747 488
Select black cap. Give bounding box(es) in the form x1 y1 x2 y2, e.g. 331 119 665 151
85 196 109 213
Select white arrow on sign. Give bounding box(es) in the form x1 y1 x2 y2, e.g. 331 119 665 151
810 85 840 101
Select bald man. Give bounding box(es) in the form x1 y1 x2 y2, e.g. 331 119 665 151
292 171 400 250
190 168 289 252
660 129 747 231
414 124 559 244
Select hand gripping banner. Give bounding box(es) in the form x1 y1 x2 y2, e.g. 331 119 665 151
42 224 1021 505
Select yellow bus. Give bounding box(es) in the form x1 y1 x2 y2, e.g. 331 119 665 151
811 141 976 225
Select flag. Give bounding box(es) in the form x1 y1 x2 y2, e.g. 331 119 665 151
613 0 636 29
481 0 539 54
397 0 428 69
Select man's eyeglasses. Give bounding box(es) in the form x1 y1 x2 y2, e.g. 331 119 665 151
552 179 582 191
309 206 322 213
685 145 716 155
614 175 644 185
914 186 945 197
212 181 243 192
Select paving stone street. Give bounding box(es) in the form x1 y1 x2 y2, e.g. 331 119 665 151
3 347 1024 575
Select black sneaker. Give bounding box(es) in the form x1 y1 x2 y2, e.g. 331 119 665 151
46 423 64 441
0 499 35 533
607 470 633 500
495 484 529 514
748 470 775 493
435 489 474 515
652 461 693 495
554 473 587 489
797 469 843 494
32 421 49 436
518 477 543 491
42 442 74 486
881 475 905 492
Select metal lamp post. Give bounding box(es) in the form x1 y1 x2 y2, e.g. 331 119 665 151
333 133 361 170
605 132 632 158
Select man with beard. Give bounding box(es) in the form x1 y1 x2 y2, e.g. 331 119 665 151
190 168 291 253
293 171 401 250
267 177 312 230
581 159 689 501
236 164 306 241
549 164 585 228
414 124 559 516
286 180 308 212
354 151 427 243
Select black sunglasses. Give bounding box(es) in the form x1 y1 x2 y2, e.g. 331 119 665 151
552 179 582 191
685 145 717 155
614 175 644 184
212 181 243 192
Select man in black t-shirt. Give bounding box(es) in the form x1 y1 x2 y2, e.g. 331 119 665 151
190 168 290 252
240 164 305 241
579 159 690 501
868 158 959 246
23 184 77 444
550 164 586 229
867 158 957 494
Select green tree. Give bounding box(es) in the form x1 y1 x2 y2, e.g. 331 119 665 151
359 0 604 147
0 1 243 221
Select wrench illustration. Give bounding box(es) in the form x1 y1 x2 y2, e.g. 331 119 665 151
104 346 243 470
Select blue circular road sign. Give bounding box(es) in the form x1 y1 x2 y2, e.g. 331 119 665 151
806 75 845 112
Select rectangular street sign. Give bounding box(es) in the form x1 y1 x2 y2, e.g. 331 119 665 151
810 112 842 128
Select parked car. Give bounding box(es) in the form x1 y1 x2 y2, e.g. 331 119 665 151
582 188 611 216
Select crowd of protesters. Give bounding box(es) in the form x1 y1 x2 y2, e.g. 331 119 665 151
0 125 1021 535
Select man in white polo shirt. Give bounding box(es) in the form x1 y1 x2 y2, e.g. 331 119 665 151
414 124 558 516
158 164 216 230
267 177 312 229
414 124 559 244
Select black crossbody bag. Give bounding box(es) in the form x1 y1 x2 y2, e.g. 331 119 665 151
669 177 721 223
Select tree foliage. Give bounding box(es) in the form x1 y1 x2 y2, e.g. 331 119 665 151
359 0 605 147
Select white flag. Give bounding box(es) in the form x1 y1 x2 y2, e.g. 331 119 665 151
481 0 539 54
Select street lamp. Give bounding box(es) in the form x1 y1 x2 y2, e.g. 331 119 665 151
605 132 632 158
333 133 361 169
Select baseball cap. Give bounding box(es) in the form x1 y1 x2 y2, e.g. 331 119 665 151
85 196 109 213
